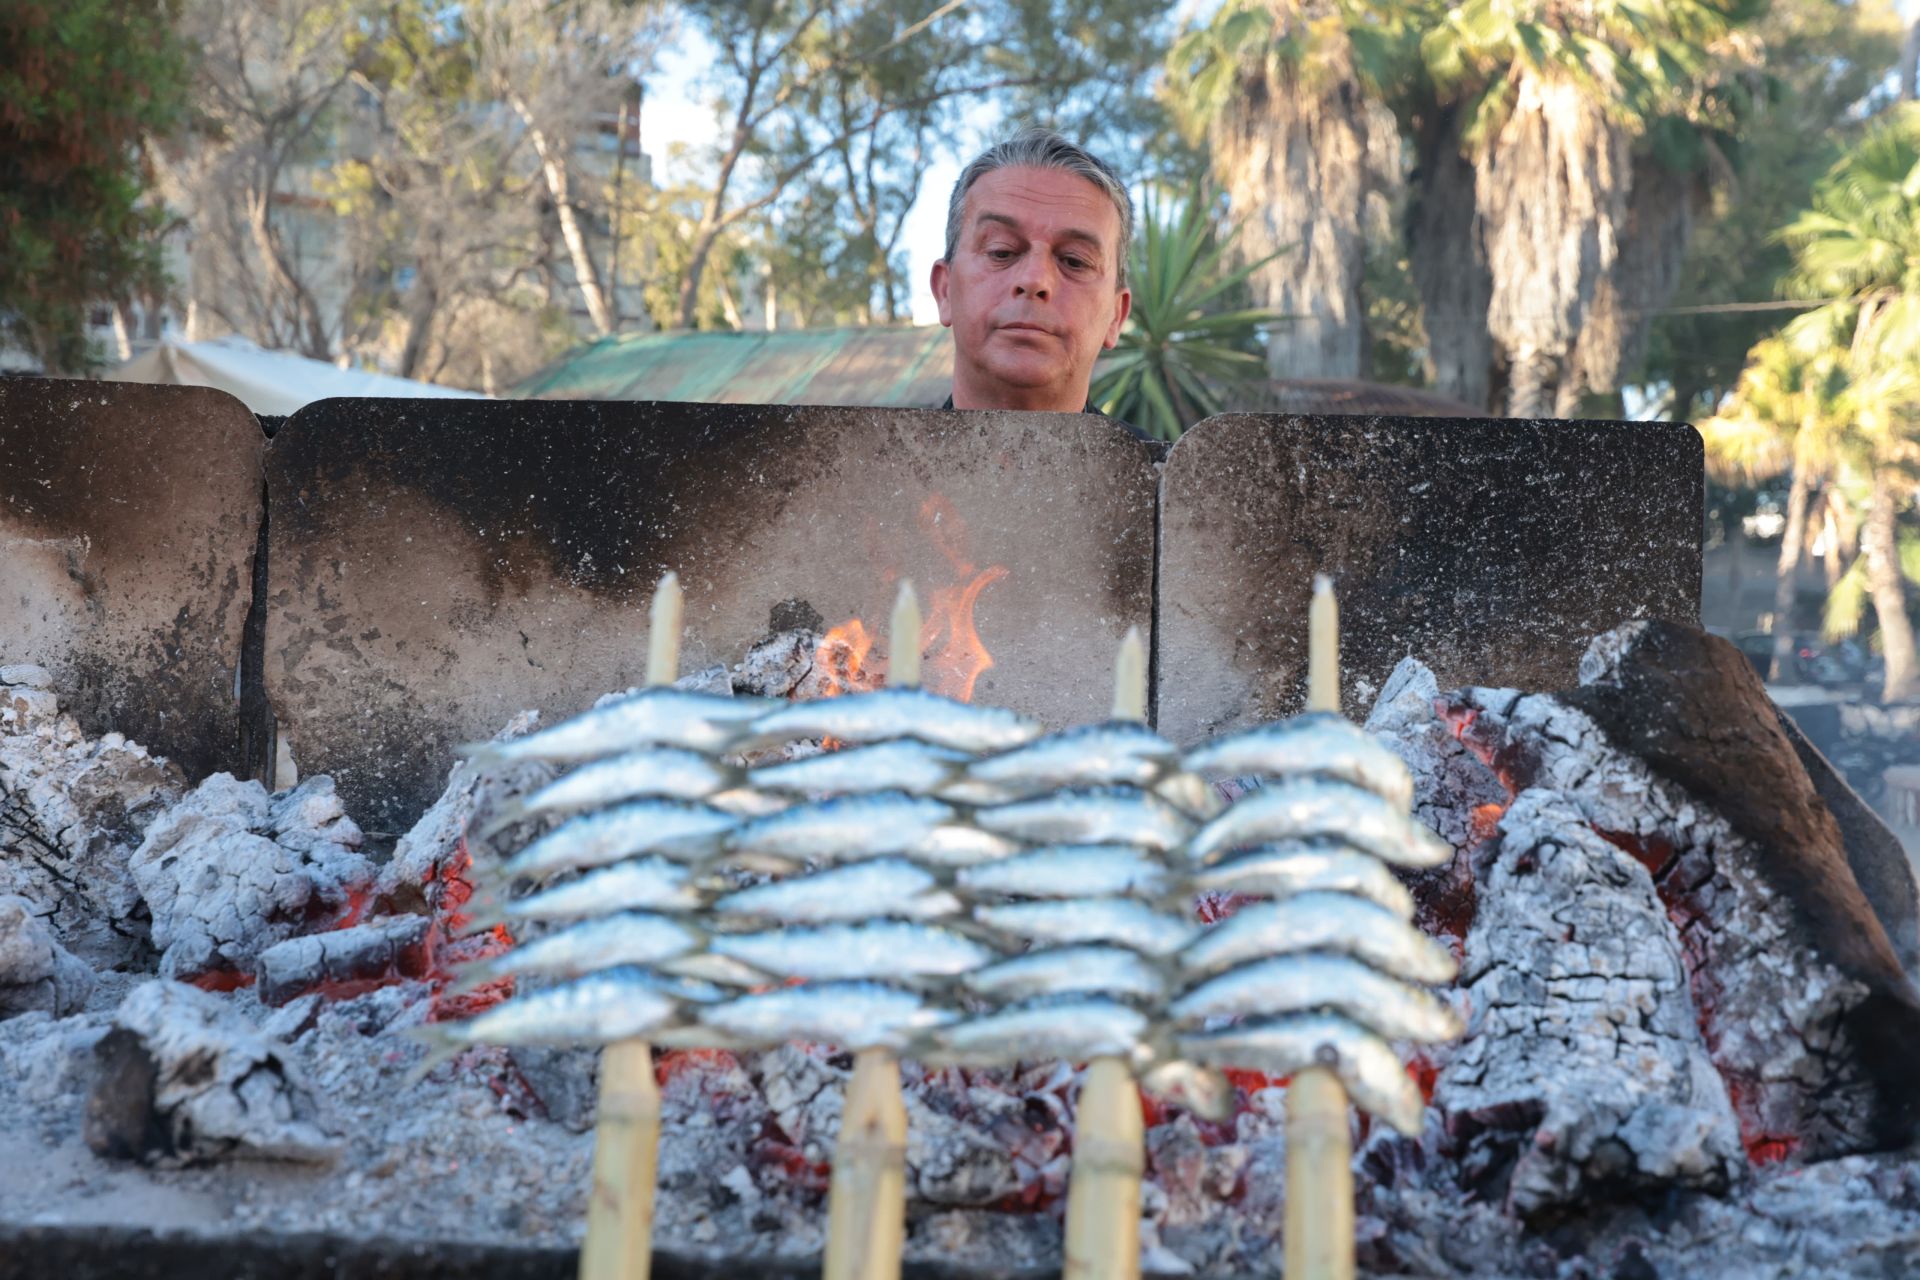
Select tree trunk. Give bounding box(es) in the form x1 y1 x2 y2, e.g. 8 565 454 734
1865 468 1917 702
1214 37 1370 379
1903 18 1920 102
677 222 722 331
396 282 440 381
1506 347 1562 419
1573 156 1701 400
1408 105 1492 409
1769 463 1814 681
1479 75 1631 418
513 95 615 337
246 191 332 360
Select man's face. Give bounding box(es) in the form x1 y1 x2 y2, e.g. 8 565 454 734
932 165 1131 411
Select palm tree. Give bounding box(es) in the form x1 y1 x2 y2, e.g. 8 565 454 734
1090 184 1282 440
1777 106 1920 701
1167 0 1388 381
1700 328 1853 679
1417 0 1763 417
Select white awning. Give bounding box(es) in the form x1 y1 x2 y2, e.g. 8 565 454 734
106 336 488 416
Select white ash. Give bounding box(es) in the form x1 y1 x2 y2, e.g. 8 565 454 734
733 631 819 699
0 663 183 968
1445 674 1887 1160
89 979 340 1165
0 893 94 1017
5 650 1920 1275
126 773 374 981
1437 788 1744 1217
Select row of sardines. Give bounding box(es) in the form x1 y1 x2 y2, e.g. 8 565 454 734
416 683 1462 1136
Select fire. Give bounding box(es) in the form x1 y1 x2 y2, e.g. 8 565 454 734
814 617 878 699
917 495 1008 702
811 494 1008 703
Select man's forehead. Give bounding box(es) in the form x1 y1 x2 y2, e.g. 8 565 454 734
964 166 1120 246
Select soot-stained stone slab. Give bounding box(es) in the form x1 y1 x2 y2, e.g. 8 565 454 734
1154 414 1701 740
0 380 263 777
266 400 1158 831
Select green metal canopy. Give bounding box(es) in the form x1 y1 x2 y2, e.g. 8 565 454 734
512 325 956 407
512 323 1479 418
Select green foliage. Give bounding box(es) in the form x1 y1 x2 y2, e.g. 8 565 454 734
0 0 190 372
1822 530 1920 642
1417 0 1765 148
1091 185 1281 441
1782 105 1920 406
1644 0 1901 421
1166 0 1424 139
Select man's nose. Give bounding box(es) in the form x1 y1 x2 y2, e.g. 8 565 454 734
1012 252 1056 300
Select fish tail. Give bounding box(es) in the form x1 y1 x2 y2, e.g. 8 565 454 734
457 894 512 936
452 741 514 767
400 1023 473 1087
474 798 531 841
442 957 506 997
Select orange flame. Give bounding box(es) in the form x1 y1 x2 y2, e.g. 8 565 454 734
811 494 1007 704
814 617 877 699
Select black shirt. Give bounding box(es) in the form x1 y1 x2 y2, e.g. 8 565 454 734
939 394 1155 445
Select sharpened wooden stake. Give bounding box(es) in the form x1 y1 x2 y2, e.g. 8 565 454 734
823 1047 909 1280
1064 1049 1145 1280
1287 573 1356 1280
580 573 681 1280
1111 626 1147 723
1060 628 1152 1280
821 581 917 1280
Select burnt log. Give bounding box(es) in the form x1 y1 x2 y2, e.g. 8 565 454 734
85 979 339 1166
1427 622 1920 1167
1565 620 1920 1151
253 915 432 1007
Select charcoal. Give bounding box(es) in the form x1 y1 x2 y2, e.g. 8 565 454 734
253 915 431 1007
1430 623 1920 1163
0 894 94 1018
0 668 183 967
510 1044 600 1133
733 630 819 699
1439 790 1743 1216
89 979 339 1165
126 773 374 981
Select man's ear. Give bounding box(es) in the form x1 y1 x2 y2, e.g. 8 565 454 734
1102 287 1132 350
931 259 954 328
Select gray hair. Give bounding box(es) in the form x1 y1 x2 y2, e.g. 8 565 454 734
942 127 1133 291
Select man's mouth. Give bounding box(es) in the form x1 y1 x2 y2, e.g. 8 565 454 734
998 322 1055 337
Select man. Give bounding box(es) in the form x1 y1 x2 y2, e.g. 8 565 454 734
932 128 1144 437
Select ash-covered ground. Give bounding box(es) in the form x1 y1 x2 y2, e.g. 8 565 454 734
5 627 1920 1278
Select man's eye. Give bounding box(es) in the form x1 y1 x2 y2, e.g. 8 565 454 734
987 249 1015 261
1063 257 1089 271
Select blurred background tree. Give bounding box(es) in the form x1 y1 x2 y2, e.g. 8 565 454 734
0 0 190 373
1090 183 1280 439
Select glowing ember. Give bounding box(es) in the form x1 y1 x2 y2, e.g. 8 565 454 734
813 618 878 700
424 836 515 1022
1468 802 1507 846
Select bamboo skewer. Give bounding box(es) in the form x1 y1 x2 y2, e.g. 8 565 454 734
579 573 682 1280
1286 574 1356 1280
1060 627 1150 1280
820 584 920 1280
